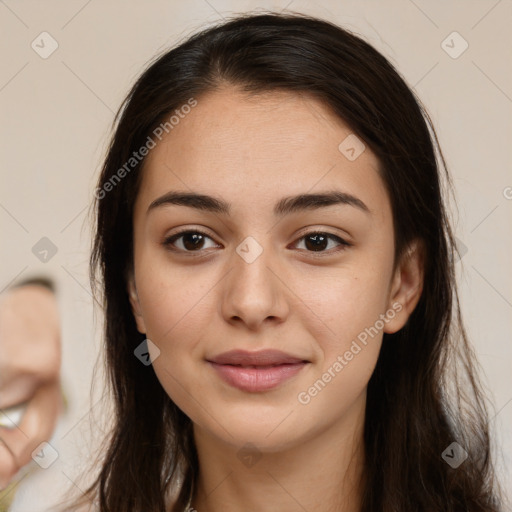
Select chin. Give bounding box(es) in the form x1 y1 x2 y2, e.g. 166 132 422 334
193 407 311 454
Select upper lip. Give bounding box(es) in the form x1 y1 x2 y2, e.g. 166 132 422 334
207 349 308 366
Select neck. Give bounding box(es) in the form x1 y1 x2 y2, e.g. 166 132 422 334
189 404 366 512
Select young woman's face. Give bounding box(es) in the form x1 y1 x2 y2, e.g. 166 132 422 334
129 87 421 452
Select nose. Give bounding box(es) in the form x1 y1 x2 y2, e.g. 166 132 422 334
220 238 290 331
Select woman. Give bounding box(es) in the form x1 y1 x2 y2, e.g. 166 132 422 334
61 11 504 512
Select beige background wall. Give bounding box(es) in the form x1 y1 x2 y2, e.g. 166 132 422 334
1 0 511 509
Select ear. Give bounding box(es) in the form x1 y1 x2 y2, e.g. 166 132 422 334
383 239 425 334
127 275 147 334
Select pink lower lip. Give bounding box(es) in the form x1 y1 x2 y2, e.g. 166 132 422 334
208 361 307 392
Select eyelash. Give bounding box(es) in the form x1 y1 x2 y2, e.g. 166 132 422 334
162 228 351 256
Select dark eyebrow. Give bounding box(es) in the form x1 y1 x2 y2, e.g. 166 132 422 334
147 190 370 216
274 191 370 216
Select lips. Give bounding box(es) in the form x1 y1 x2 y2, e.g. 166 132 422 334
209 349 307 366
207 350 309 392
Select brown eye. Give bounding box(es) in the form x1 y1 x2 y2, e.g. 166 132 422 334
164 230 219 252
295 232 350 253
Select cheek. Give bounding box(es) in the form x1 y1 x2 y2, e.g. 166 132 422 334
299 279 385 399
135 262 214 423
292 256 393 414
133 249 220 396
134 244 215 342
299 263 393 351
293 271 390 419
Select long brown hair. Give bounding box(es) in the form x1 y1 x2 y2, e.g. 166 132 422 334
60 11 504 511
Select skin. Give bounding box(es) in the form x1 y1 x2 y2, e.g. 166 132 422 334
0 284 62 490
128 86 424 512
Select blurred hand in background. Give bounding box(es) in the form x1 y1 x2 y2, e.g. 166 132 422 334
0 282 63 491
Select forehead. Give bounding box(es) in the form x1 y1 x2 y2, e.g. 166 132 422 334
136 87 390 224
